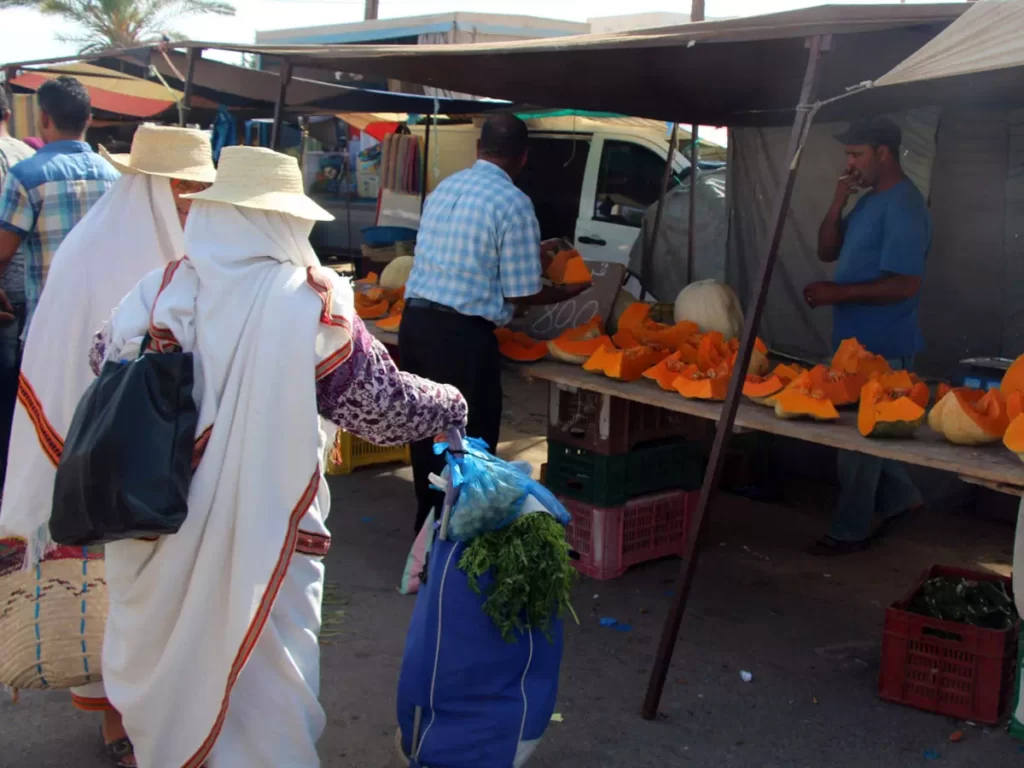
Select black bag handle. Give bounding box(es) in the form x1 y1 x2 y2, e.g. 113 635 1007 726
138 332 153 359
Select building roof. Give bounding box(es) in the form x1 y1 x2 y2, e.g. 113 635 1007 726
256 12 588 45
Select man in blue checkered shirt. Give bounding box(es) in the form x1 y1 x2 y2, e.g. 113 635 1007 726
400 114 585 532
0 77 119 335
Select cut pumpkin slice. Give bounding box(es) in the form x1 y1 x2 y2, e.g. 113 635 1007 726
673 363 730 401
858 380 926 438
928 388 1008 445
547 250 592 285
376 313 402 332
1003 413 1024 462
496 330 548 363
643 352 689 391
583 344 670 382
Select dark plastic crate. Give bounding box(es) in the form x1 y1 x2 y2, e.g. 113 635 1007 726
545 439 706 506
547 385 706 455
878 565 1019 725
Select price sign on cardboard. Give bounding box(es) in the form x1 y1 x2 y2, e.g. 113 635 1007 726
510 261 626 340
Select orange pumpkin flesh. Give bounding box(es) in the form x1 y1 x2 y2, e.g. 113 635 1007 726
354 272 379 285
355 297 390 320
831 338 892 380
1008 390 1024 422
858 380 926 438
1003 413 1024 461
546 250 592 285
548 334 615 365
496 330 548 363
612 328 641 349
643 352 689 391
697 332 728 372
772 386 839 421
615 302 703 351
673 364 730 400
1001 354 1024 396
376 313 402 332
583 344 670 382
806 365 860 406
928 389 1009 445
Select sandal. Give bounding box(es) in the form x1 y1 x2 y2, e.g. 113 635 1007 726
101 727 136 768
808 535 870 556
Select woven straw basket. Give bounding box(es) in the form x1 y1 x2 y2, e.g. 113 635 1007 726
0 545 108 691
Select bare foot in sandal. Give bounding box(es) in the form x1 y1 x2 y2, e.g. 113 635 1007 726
101 709 136 767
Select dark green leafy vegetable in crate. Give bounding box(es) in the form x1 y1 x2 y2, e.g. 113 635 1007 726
458 512 579 643
908 576 1018 630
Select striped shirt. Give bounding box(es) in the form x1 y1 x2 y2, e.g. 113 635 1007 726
405 160 541 326
0 140 118 330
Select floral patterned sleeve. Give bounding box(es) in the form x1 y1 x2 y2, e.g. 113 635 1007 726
316 316 467 446
89 322 112 376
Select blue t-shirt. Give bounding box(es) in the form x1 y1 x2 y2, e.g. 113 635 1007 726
832 178 931 359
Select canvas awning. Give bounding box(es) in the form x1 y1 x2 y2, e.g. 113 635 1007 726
9 61 215 118
170 4 971 126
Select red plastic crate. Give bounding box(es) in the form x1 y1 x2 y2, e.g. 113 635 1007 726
878 565 1019 725
548 385 707 455
559 489 696 580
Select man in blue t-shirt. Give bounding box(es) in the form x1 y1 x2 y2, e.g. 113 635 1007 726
804 117 931 555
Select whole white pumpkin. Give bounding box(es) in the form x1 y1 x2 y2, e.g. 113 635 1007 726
673 279 744 339
380 256 415 290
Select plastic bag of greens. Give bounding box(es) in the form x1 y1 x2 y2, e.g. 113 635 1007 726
432 437 569 542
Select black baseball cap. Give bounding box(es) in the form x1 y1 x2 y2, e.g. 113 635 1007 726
834 117 902 151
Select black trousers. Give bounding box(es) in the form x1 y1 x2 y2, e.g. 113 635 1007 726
398 305 503 533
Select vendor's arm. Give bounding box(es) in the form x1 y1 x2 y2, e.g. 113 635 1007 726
805 273 921 307
817 176 857 263
499 201 585 306
316 316 468 446
806 200 927 307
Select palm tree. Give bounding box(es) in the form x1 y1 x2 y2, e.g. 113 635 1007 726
0 0 236 53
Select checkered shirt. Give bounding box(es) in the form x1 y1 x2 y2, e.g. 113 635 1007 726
0 140 119 331
405 160 541 326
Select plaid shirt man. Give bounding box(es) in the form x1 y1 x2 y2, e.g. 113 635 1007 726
405 159 541 326
0 140 118 331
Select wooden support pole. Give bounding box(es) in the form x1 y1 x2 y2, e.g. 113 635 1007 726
641 34 828 721
270 59 293 150
642 122 678 295
180 47 200 127
686 125 699 285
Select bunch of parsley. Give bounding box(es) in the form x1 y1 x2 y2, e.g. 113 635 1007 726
458 512 578 643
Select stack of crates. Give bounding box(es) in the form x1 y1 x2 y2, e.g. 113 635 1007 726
543 384 705 580
325 430 411 476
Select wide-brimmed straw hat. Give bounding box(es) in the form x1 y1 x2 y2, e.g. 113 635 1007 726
182 146 334 222
100 124 216 183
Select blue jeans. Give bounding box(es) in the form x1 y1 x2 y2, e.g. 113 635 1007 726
828 356 924 543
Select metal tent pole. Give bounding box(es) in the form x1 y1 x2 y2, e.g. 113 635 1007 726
421 115 432 210
642 122 678 293
270 60 293 150
686 124 699 284
641 33 828 721
180 47 200 127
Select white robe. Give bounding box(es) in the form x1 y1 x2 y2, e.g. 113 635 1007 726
99 202 354 768
0 173 180 706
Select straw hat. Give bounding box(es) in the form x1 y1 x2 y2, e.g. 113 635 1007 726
182 146 334 222
100 124 216 183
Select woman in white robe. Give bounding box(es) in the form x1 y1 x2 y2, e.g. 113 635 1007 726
0 124 215 767
89 146 467 767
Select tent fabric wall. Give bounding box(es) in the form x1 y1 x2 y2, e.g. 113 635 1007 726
626 168 728 302
725 110 939 367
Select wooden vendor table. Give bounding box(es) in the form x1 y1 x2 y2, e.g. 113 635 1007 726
523 361 1024 495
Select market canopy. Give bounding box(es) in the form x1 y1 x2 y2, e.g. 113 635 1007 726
170 3 971 126
9 61 215 118
848 0 1024 111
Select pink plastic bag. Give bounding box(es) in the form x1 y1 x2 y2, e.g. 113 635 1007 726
399 509 435 595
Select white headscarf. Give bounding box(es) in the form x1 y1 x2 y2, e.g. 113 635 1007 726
0 173 181 564
99 200 354 768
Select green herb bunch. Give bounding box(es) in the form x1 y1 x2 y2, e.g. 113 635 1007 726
458 512 579 643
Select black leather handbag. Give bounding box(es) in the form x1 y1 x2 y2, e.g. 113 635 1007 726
50 334 198 545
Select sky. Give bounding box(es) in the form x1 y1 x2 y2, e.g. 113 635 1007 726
0 0 960 66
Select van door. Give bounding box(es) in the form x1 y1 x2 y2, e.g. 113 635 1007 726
574 135 683 264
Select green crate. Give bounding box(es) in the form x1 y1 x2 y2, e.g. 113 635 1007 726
546 439 706 506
